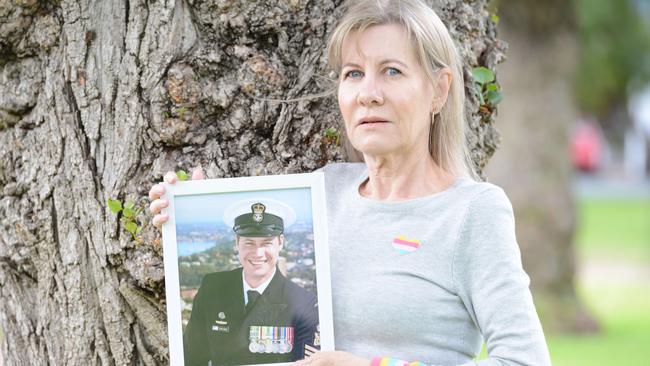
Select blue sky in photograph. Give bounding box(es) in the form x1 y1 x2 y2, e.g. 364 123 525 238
174 187 313 227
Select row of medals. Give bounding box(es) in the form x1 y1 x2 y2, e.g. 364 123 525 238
249 326 293 354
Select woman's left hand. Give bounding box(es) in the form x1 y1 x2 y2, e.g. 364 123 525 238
293 351 369 366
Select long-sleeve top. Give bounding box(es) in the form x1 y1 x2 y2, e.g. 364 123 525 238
322 163 552 366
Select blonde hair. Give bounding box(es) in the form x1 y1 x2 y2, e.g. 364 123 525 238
327 0 476 179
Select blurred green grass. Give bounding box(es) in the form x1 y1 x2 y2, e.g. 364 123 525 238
476 280 650 364
550 197 650 365
477 197 650 364
548 282 650 365
574 198 650 261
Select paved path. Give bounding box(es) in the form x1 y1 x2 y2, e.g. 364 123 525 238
574 175 650 199
579 258 650 286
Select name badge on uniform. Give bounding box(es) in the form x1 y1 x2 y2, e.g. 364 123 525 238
212 312 230 333
212 324 230 333
248 326 294 354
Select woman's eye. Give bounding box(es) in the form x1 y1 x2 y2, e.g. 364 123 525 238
344 70 363 78
386 67 401 76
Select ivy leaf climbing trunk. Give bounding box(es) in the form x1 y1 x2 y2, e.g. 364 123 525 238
0 0 504 364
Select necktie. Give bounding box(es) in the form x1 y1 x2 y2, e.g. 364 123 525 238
246 290 260 312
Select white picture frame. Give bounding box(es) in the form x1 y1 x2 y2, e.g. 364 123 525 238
161 172 333 366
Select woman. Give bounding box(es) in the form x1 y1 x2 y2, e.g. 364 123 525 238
149 0 552 365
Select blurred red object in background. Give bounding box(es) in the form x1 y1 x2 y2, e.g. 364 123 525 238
571 120 603 172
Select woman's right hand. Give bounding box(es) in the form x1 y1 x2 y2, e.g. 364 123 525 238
148 167 206 228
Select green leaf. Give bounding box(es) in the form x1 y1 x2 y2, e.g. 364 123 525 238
324 127 339 138
136 226 143 234
124 201 135 210
486 90 503 105
486 83 498 91
125 221 138 236
176 170 189 181
491 14 500 24
123 207 135 218
107 199 122 214
472 67 495 85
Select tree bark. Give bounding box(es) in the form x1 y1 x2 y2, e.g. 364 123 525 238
0 0 504 364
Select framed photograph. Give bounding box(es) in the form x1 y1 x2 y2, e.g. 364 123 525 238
161 172 333 366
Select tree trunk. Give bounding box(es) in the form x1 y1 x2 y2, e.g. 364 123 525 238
0 0 504 364
484 22 599 332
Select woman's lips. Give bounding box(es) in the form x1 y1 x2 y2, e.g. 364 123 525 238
358 116 390 125
358 120 390 128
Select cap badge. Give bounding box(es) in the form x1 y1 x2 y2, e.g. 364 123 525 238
251 202 266 223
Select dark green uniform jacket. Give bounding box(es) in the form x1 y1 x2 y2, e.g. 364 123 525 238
183 268 319 366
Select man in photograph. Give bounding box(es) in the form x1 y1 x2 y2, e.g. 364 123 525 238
183 199 319 366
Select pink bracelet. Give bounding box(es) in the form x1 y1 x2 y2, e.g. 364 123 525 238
370 357 428 366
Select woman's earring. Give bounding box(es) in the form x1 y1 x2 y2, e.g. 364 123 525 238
431 101 440 123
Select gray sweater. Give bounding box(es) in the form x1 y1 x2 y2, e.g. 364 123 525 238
322 163 551 366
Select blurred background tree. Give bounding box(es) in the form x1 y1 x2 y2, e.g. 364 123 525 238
487 0 597 334
486 1 650 364
574 0 650 146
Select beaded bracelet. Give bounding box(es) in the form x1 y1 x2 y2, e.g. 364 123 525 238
369 356 428 366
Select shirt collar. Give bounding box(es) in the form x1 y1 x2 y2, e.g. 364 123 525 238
243 267 276 304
